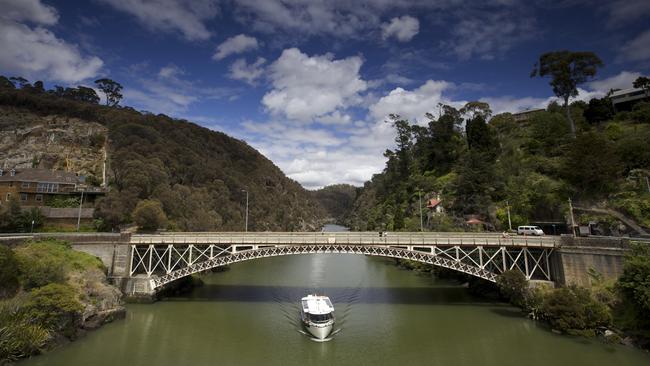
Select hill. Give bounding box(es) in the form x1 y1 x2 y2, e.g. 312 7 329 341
0 81 325 231
343 100 650 235
310 184 358 224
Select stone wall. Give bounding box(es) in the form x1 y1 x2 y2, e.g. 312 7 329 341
553 235 631 286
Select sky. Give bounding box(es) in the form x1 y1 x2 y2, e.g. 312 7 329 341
1 0 649 190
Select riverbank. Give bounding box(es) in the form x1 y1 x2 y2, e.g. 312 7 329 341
0 239 124 364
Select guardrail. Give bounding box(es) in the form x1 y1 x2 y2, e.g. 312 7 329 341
131 232 558 248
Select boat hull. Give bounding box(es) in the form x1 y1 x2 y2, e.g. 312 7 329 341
304 321 333 340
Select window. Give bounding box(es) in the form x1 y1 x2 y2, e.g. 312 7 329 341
20 193 27 201
21 182 30 188
36 183 59 193
35 194 43 202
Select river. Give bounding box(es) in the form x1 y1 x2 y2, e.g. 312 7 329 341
20 225 650 366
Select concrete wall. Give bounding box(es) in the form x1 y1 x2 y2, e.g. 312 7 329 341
553 236 630 286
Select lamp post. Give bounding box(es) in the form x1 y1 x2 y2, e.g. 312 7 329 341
242 189 248 232
506 200 512 232
76 189 84 232
568 197 576 237
418 189 423 232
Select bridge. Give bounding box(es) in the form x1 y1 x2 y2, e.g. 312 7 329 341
2 231 634 298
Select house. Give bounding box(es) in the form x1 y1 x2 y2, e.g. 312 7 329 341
0 168 106 227
426 197 444 214
512 108 545 122
610 87 650 111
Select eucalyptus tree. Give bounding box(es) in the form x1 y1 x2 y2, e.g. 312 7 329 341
94 78 123 106
531 51 603 137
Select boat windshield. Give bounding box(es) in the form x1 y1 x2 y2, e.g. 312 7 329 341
309 313 333 323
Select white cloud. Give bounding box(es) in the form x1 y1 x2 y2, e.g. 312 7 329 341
228 57 266 85
0 2 103 84
98 0 219 41
0 0 58 25
369 80 462 124
619 30 650 64
213 34 259 60
587 71 642 92
606 0 650 27
262 48 367 121
447 12 535 60
381 15 419 42
124 65 236 115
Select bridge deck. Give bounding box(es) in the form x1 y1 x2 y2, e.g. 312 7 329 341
131 232 557 248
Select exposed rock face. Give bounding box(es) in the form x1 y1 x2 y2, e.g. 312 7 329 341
0 107 106 179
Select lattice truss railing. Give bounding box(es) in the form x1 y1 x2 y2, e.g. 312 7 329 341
129 244 554 289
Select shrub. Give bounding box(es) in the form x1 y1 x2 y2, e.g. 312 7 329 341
23 284 83 337
0 295 51 362
496 270 529 307
540 285 611 333
0 246 20 298
616 243 650 330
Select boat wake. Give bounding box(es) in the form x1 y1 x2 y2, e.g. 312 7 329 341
298 328 341 342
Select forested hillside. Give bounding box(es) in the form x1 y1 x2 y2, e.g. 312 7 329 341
310 184 358 223
344 98 650 234
0 79 325 232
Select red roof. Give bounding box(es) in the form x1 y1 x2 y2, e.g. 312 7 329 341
466 218 484 225
426 199 441 208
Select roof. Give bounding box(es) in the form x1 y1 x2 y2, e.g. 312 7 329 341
427 198 441 208
610 87 642 97
0 169 80 184
301 295 334 315
466 218 484 225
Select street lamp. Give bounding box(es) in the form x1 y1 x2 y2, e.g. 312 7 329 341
506 200 512 232
241 189 248 232
417 189 423 232
77 189 85 232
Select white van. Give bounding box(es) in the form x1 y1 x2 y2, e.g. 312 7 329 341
517 226 544 236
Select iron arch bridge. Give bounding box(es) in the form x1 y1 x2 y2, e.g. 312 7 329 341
129 232 558 290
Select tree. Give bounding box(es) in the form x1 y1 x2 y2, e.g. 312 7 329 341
94 78 123 106
132 199 167 231
540 285 611 334
584 97 614 124
531 51 603 137
496 270 529 307
0 75 15 89
460 101 492 120
633 76 650 92
75 86 100 104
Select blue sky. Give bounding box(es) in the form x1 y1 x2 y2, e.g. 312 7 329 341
1 0 649 189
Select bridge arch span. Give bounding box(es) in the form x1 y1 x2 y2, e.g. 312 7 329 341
129 243 554 291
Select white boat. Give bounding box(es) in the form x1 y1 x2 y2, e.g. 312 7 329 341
300 294 335 339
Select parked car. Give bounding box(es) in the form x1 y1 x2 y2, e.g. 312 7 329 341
517 225 544 236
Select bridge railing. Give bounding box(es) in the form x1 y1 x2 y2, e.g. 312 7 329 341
131 232 557 248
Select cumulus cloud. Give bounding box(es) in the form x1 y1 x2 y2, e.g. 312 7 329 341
213 34 259 60
0 0 59 25
369 80 462 124
262 48 367 121
98 0 219 40
587 71 642 92
619 30 650 64
228 57 266 85
0 0 103 83
381 15 419 42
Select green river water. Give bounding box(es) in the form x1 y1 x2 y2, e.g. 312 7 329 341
20 225 650 366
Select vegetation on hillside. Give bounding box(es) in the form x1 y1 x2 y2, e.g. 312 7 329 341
345 75 650 233
0 240 122 362
0 77 325 232
310 184 358 223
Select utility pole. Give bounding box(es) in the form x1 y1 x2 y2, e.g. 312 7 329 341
418 190 423 232
76 189 84 231
242 189 249 232
568 198 576 237
506 200 512 232
646 176 650 194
